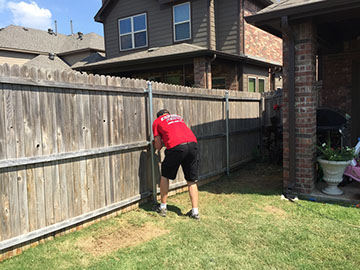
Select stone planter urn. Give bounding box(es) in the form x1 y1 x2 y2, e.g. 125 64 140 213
318 158 351 195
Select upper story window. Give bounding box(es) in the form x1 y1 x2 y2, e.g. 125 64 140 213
173 2 191 42
119 13 147 51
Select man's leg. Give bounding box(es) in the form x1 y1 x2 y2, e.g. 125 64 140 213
160 176 169 204
187 181 198 209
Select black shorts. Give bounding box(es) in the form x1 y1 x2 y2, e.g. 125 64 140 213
161 142 199 182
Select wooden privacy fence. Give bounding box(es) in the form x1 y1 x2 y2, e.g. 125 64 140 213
0 63 268 252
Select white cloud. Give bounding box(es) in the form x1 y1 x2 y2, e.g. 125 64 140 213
7 1 52 30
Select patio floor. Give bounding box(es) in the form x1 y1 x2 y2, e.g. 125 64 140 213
302 180 360 205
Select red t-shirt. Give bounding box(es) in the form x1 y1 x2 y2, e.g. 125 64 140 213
152 114 197 149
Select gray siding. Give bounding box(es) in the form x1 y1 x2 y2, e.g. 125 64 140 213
103 0 209 59
215 0 238 55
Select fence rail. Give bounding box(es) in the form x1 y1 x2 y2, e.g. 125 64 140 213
0 63 281 252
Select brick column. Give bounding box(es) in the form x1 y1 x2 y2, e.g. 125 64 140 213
194 57 212 89
282 21 317 194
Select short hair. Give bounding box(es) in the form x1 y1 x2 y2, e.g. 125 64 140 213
157 109 170 118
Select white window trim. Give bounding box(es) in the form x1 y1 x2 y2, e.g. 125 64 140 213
258 78 265 92
119 13 148 52
173 2 191 42
248 76 257 92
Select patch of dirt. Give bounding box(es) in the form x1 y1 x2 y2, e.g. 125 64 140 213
76 222 169 257
263 205 287 218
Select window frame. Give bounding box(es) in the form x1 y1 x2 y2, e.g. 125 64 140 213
258 78 265 93
118 13 148 52
248 76 257 92
173 2 192 42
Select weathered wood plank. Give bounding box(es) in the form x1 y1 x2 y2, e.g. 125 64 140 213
63 90 75 220
39 87 55 227
22 85 37 232
107 93 116 204
0 84 10 241
70 90 82 217
48 87 61 224
4 83 20 238
90 91 101 210
78 91 90 214
55 89 69 222
102 92 111 206
30 86 46 230
13 84 29 235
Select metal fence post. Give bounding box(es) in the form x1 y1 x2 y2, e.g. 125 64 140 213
146 81 158 204
225 91 230 176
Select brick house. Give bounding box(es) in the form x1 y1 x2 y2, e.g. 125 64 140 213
0 25 105 71
74 0 282 92
246 0 360 197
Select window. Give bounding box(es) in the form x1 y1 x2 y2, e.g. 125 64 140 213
212 77 226 89
259 78 265 93
165 75 181 85
119 13 147 51
173 2 191 42
248 77 256 92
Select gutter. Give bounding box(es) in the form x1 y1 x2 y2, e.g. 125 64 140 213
0 47 49 56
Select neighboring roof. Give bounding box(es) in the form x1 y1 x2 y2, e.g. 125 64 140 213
0 25 105 54
74 43 281 71
22 55 71 71
246 0 360 34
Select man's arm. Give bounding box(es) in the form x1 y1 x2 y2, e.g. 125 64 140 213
154 135 163 151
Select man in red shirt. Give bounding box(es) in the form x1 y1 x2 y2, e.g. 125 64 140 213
153 109 200 220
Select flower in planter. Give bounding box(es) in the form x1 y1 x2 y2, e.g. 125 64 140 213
317 142 355 161
273 104 283 111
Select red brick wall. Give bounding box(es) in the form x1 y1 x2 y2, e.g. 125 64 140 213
282 21 317 194
320 52 360 114
194 57 212 89
244 0 283 64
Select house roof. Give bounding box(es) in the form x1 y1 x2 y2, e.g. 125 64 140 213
74 43 208 69
74 43 281 72
22 55 72 71
0 25 105 55
246 0 360 36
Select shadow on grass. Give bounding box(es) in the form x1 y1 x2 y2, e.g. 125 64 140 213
199 162 284 196
139 202 184 216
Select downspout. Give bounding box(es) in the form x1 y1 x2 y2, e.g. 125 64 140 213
206 54 217 89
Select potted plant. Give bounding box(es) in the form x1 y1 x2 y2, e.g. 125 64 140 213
317 141 355 195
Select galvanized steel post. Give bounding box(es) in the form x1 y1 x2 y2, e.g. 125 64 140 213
225 91 230 176
146 81 158 204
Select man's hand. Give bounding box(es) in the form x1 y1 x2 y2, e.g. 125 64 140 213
154 135 163 151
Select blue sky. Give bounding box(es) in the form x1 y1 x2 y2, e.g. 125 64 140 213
0 0 104 36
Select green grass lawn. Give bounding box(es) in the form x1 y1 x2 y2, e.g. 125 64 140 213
1 164 360 270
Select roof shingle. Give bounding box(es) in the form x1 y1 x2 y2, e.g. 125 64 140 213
0 25 105 54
